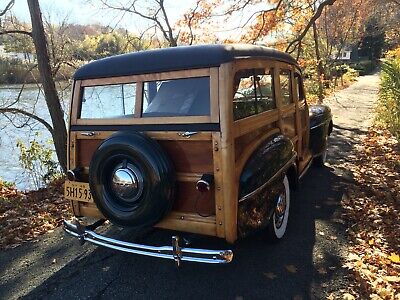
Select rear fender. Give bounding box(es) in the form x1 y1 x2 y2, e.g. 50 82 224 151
238 133 296 199
237 134 296 238
309 105 333 156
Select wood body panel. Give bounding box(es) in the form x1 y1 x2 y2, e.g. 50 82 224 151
74 134 216 216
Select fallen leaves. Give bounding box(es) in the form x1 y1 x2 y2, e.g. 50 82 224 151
340 127 400 299
0 178 71 249
388 253 399 264
342 293 356 300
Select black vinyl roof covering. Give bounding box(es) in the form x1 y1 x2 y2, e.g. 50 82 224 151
73 44 298 80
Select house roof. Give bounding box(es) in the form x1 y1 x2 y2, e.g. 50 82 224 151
73 44 298 80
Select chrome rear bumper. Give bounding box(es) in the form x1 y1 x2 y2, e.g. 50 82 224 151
63 220 233 265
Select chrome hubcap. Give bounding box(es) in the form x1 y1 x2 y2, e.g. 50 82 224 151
274 193 286 229
111 163 143 202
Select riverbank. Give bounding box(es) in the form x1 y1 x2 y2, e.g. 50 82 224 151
0 83 71 190
0 178 71 249
0 59 75 84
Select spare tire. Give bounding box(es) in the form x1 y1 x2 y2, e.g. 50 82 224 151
89 132 175 227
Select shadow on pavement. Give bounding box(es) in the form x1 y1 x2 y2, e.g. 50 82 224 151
0 129 358 300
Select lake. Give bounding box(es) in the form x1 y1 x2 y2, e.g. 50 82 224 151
0 83 70 190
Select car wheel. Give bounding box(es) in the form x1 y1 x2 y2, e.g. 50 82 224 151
267 175 290 240
314 143 328 167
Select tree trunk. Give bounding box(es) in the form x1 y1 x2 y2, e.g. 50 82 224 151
312 22 325 104
27 0 67 172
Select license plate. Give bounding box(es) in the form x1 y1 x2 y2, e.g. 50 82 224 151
64 181 93 203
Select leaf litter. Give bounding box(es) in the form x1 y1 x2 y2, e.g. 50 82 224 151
0 178 71 249
340 127 399 299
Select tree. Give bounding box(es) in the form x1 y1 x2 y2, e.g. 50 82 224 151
27 0 67 172
359 17 385 60
98 0 178 47
0 0 67 172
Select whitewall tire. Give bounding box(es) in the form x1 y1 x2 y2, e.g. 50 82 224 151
267 175 290 240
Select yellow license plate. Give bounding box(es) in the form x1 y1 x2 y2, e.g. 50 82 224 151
64 181 93 203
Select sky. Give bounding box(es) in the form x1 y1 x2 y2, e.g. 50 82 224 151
11 0 196 33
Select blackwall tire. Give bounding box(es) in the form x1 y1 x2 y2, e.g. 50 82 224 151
314 147 327 167
89 132 175 227
267 175 290 241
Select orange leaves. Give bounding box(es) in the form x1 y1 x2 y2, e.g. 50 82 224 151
341 126 400 299
0 178 71 249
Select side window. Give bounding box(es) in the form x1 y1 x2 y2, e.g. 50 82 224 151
279 70 293 105
233 68 276 120
294 73 305 101
80 83 136 119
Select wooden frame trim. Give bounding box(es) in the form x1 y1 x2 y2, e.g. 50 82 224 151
273 67 284 132
80 68 211 87
71 80 82 124
212 132 225 238
134 82 143 118
155 212 216 236
74 131 213 141
218 62 237 243
75 115 212 126
292 71 303 158
72 67 219 126
233 109 279 138
210 67 220 123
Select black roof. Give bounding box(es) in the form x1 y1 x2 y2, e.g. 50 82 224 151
74 44 298 80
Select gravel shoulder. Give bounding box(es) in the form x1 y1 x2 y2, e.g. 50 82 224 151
0 74 380 300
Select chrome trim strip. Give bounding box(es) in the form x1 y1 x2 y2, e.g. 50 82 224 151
310 119 329 131
63 220 233 265
238 154 297 203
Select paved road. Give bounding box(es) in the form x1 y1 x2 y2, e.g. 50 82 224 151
0 74 380 300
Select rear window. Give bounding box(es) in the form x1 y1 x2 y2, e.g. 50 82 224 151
142 77 210 117
80 83 136 119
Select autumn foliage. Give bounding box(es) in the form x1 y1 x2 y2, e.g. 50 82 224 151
341 127 400 299
0 179 71 249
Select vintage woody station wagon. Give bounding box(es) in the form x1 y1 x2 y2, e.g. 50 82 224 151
63 44 333 265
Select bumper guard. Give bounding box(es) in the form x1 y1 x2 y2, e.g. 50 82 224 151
63 220 233 266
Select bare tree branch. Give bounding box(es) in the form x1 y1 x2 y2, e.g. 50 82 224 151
0 0 14 17
286 0 336 53
99 0 177 46
0 108 54 135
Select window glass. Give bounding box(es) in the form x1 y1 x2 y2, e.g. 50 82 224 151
233 68 275 120
142 77 210 117
80 83 136 119
279 70 293 105
294 73 305 101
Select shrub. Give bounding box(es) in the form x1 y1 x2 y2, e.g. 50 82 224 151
0 59 39 84
16 135 62 189
377 58 400 139
350 60 378 76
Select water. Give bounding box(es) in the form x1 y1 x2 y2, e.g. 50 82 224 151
0 83 70 190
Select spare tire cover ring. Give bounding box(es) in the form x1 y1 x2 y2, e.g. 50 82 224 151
89 132 175 227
